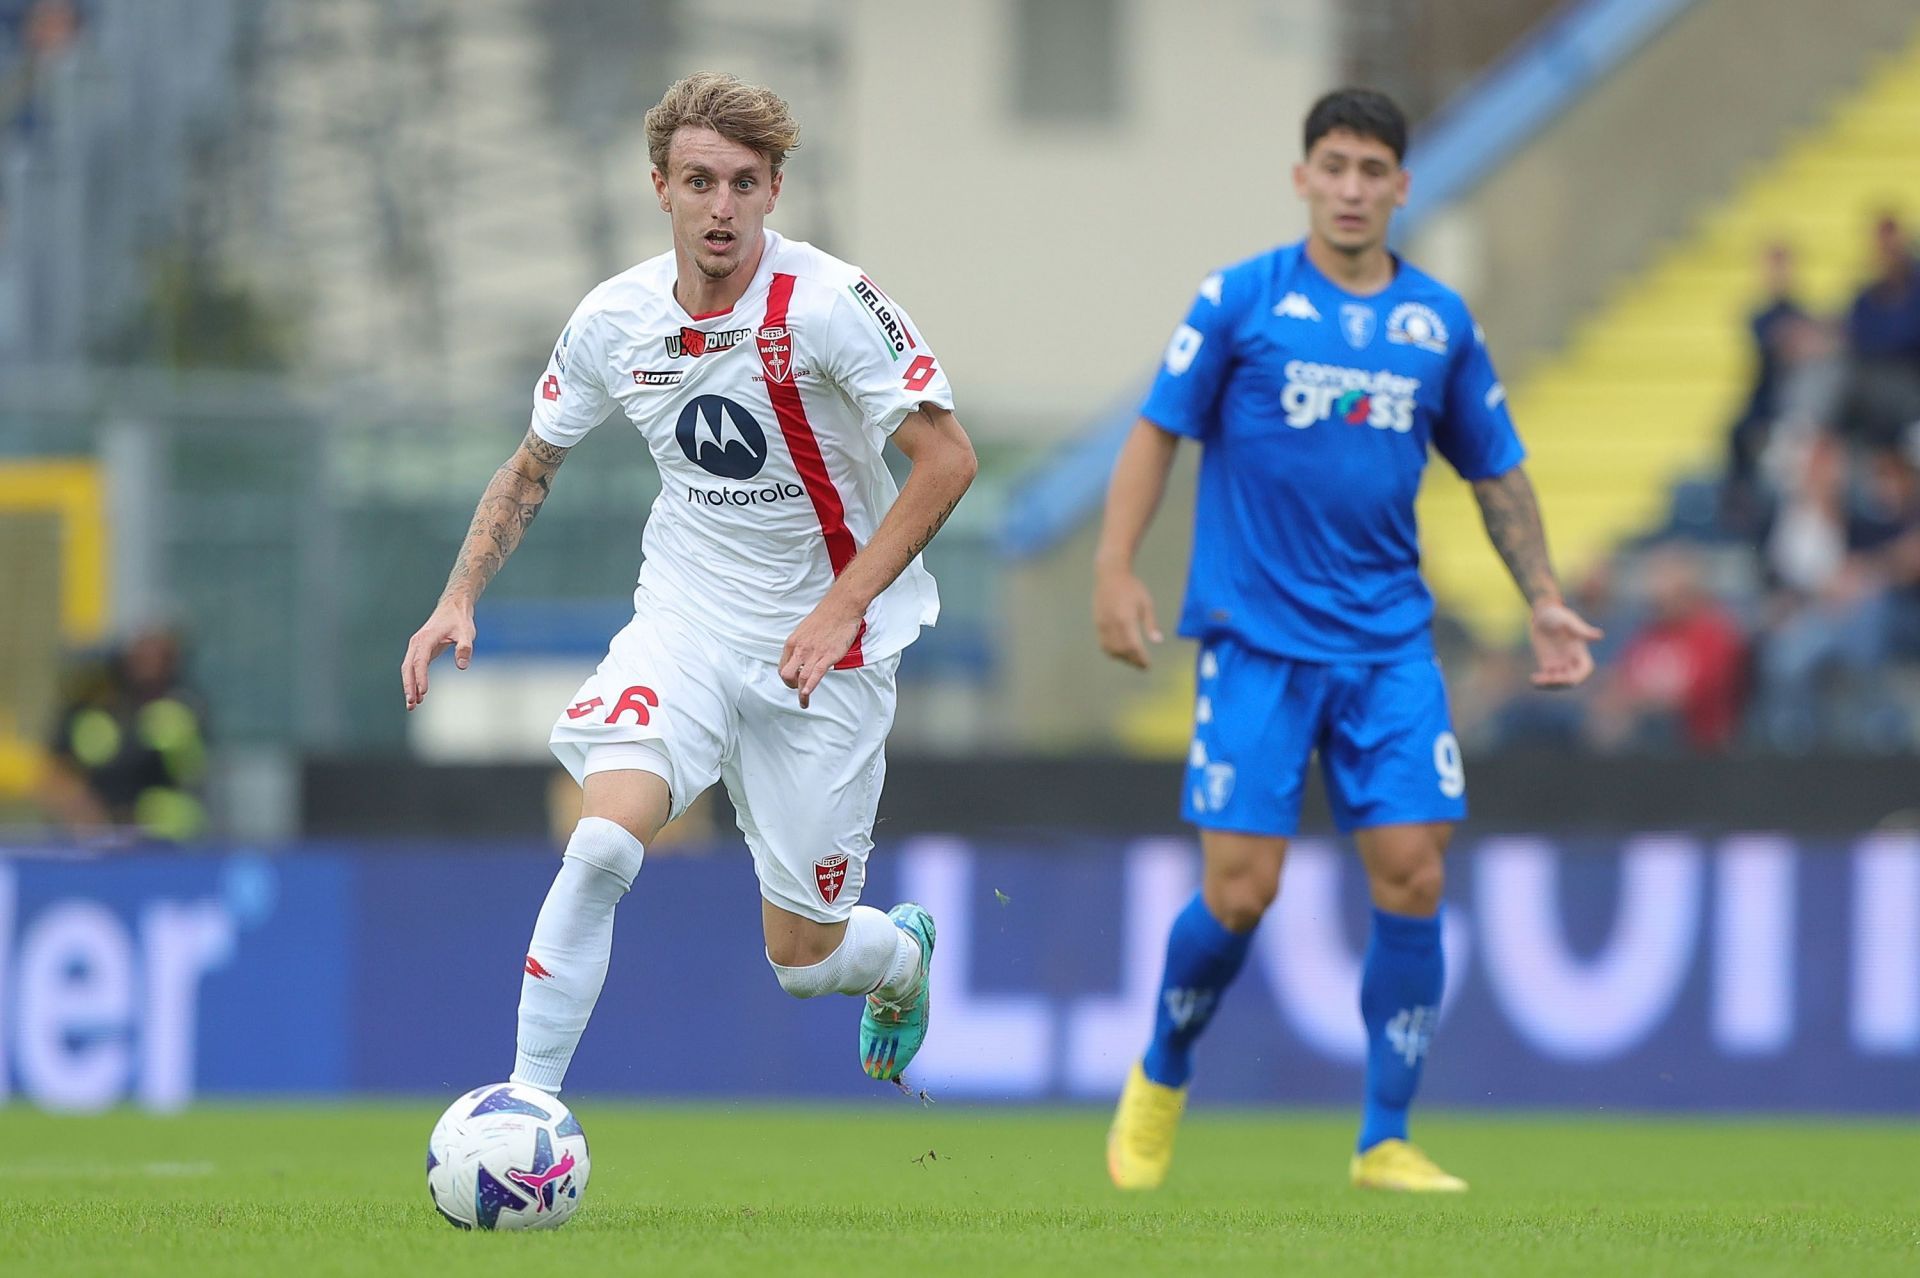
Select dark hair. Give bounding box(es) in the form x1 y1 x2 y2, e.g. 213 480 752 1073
1303 88 1407 162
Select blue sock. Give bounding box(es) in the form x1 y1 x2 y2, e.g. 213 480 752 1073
1357 906 1445 1153
1141 892 1255 1088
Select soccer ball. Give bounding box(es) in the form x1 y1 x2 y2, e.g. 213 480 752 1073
426 1082 591 1230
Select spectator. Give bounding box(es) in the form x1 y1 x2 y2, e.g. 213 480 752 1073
1723 242 1806 534
39 624 209 842
1755 433 1911 750
1754 314 1846 510
1586 544 1747 753
1856 430 1920 659
0 0 78 138
1838 213 1920 447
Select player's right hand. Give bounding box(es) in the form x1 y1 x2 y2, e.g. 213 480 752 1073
402 599 477 711
1094 568 1163 670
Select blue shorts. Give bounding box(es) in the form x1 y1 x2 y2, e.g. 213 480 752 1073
1181 639 1467 836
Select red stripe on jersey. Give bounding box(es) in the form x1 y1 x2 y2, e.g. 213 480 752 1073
763 272 866 669
859 274 917 349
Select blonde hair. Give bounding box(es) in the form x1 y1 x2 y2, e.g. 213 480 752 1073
645 72 800 175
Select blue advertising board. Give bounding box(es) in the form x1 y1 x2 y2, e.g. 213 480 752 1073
0 833 1914 1112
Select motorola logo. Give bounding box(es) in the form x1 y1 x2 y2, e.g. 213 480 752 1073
675 395 768 480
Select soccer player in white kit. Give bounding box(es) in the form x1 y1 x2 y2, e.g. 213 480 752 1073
400 72 977 1093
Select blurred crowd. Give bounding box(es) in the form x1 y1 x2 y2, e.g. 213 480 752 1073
1457 212 1920 754
39 624 209 842
0 0 78 139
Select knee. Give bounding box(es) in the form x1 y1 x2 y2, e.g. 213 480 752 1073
1203 866 1279 933
1373 855 1445 916
563 817 647 891
771 924 856 997
765 922 848 995
769 951 841 999
765 919 844 969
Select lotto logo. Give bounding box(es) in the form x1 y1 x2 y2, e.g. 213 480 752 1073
541 375 561 401
902 354 937 393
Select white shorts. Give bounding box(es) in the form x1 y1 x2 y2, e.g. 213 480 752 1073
549 604 898 923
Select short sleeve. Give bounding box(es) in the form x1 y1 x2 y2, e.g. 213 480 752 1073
1433 318 1526 480
823 274 955 436
529 296 616 448
1140 270 1243 439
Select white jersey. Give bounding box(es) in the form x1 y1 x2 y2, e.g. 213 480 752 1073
530 230 953 668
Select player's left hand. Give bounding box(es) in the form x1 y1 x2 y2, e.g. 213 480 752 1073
1528 597 1603 689
779 599 865 709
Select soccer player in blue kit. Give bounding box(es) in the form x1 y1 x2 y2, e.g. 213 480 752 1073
1094 89 1601 1192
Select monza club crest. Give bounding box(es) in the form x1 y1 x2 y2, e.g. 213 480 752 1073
814 853 849 904
756 325 793 384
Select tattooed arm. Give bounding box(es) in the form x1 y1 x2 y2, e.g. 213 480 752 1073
1470 464 1603 688
402 430 572 709
1470 464 1559 605
778 405 978 707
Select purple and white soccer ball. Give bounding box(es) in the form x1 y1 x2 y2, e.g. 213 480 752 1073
426 1082 591 1230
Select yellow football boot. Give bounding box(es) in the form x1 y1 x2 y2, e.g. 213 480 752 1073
1106 1062 1189 1190
1349 1138 1468 1192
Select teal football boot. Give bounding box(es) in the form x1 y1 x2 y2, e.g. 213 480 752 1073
859 903 935 1081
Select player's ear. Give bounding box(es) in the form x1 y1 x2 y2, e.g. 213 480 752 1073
767 169 782 213
1394 166 1410 208
1292 161 1309 200
652 166 671 213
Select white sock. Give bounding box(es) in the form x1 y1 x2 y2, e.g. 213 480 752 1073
769 904 921 999
510 817 646 1094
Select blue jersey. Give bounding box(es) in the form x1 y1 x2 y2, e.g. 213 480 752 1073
1140 241 1524 663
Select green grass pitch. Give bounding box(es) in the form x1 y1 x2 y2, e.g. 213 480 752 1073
2 1104 1914 1276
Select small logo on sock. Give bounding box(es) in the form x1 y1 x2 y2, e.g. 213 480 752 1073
1164 987 1217 1031
814 854 849 904
524 955 554 980
1386 1005 1438 1068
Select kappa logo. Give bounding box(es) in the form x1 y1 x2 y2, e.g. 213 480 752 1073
756 324 793 384
665 326 749 359
814 854 850 904
675 395 769 479
1386 302 1449 354
1273 291 1322 321
1340 303 1376 350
